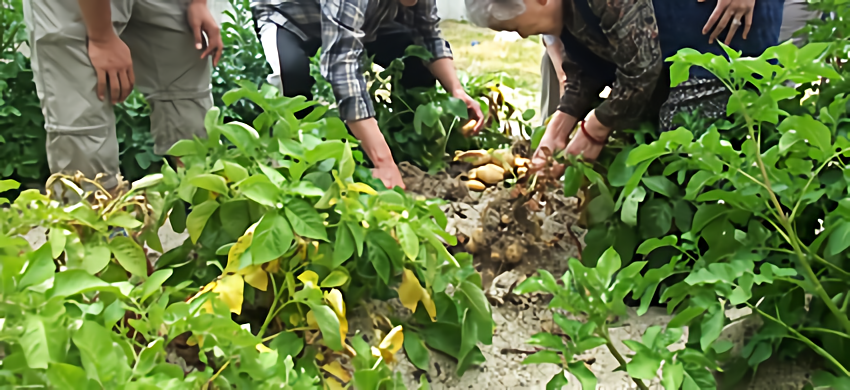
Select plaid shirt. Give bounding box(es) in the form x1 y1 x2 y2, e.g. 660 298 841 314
251 0 453 121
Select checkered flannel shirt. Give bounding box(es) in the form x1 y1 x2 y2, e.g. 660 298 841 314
251 0 453 121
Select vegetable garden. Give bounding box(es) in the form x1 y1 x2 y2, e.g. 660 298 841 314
1 0 849 389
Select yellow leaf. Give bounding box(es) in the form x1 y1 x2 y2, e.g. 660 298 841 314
187 280 218 313
324 289 346 317
242 266 269 291
256 343 273 354
325 377 345 390
370 346 382 359
186 334 204 348
306 310 319 329
263 259 281 273
298 270 320 289
338 315 349 348
397 269 423 313
420 288 437 322
347 182 377 195
321 361 352 383
378 325 404 363
215 274 245 315
225 228 255 273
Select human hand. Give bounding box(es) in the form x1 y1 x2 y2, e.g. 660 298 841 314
87 34 135 104
187 2 223 66
452 89 485 135
700 0 755 45
564 111 609 162
372 163 406 190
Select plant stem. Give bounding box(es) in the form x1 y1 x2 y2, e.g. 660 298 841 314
601 328 649 390
749 304 850 376
204 359 231 388
258 274 288 338
730 90 850 335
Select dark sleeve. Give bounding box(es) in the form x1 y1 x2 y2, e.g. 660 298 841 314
558 0 663 130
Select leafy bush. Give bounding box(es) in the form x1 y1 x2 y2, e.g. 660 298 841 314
0 84 494 388
520 6 850 388
312 46 538 173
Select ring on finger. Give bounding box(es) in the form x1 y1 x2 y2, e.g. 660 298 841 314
731 18 742 26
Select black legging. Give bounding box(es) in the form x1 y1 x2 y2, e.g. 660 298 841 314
272 25 439 114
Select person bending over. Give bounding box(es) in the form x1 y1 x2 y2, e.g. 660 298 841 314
251 0 485 190
464 0 782 175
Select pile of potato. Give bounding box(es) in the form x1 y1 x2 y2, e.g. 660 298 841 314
454 149 531 192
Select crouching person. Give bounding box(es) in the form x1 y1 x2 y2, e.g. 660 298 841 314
250 0 485 190
24 0 222 196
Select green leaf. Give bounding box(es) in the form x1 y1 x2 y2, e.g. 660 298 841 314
398 223 420 261
240 179 281 208
621 186 647 226
251 210 294 264
47 363 89 390
636 236 677 255
320 269 349 288
49 270 112 298
48 228 67 259
639 199 673 238
186 200 220 244
527 332 568 355
596 247 621 285
521 350 562 365
109 236 148 278
642 176 679 198
700 305 725 352
74 244 110 275
270 332 304 359
563 166 582 197
72 320 129 384
169 201 187 234
105 212 143 230
673 199 693 232
138 269 173 302
332 224 355 268
661 361 684 390
284 199 328 241
19 244 56 290
404 329 431 371
684 171 716 201
222 161 249 183
189 174 229 195
306 302 343 351
627 352 662 380
567 360 598 390
340 143 355 179
21 316 50 369
166 139 199 157
367 241 391 284
608 149 635 187
668 306 706 328
747 342 772 367
777 115 833 157
546 371 570 390
353 369 382 390
826 221 850 257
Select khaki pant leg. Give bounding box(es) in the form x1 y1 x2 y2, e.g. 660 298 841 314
26 0 134 190
120 0 212 156
780 3 822 47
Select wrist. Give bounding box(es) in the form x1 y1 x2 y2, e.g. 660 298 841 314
449 87 466 98
87 29 119 44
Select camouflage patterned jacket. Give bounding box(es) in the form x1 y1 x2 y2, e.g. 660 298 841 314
557 0 663 131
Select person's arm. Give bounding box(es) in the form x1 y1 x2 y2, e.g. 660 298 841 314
585 0 663 133
78 0 114 42
77 0 134 104
187 0 224 66
319 0 404 189
413 0 485 133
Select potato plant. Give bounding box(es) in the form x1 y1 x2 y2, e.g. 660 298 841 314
520 7 850 388
0 83 495 389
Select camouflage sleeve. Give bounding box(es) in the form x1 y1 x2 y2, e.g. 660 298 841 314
593 0 663 130
557 52 608 121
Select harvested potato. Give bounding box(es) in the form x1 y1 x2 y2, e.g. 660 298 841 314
505 243 525 264
454 150 491 166
474 164 506 185
462 119 478 137
465 180 486 192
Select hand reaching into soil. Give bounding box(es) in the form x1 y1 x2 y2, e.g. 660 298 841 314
564 110 609 162
530 111 578 176
372 163 406 190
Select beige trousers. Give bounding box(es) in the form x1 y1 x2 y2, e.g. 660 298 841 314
25 0 212 190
